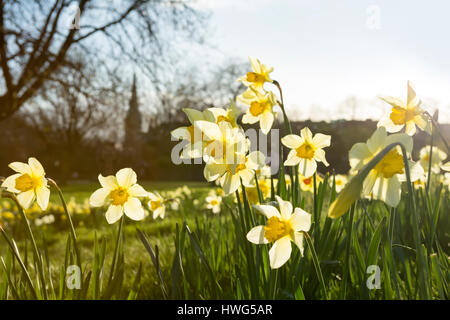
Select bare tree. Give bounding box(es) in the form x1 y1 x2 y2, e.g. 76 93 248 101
0 0 207 120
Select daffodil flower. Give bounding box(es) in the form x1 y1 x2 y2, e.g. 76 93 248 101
298 173 324 193
1 157 50 210
441 162 450 172
238 87 278 135
205 194 222 214
349 127 423 207
170 108 215 159
148 192 165 219
378 81 429 136
330 174 348 193
238 56 273 90
204 151 266 195
89 168 148 224
282 127 331 178
207 100 240 128
246 196 311 269
419 146 447 174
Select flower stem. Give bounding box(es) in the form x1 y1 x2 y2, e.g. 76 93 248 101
272 80 292 135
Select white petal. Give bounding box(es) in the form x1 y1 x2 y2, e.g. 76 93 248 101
313 148 329 166
377 114 403 133
246 226 268 244
405 121 416 136
36 186 50 210
128 184 148 197
124 197 145 221
312 133 331 148
349 143 371 171
242 113 259 124
89 188 110 207
293 232 305 256
98 174 117 190
363 171 378 196
8 162 31 175
281 134 303 149
260 111 274 135
239 169 255 187
367 127 387 154
105 205 124 224
269 237 292 269
284 149 301 166
204 163 227 182
290 208 311 232
28 158 45 177
380 96 405 109
253 204 281 219
385 133 413 154
300 127 313 142
385 176 401 207
222 172 240 195
17 190 35 209
1 173 22 192
153 206 165 219
116 168 137 188
195 120 222 140
275 195 292 220
298 158 317 178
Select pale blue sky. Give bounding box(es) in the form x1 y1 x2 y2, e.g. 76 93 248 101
192 0 450 122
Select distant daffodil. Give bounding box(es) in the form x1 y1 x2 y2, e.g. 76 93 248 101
1 157 50 210
89 168 148 224
148 192 166 219
378 81 429 136
282 127 331 178
238 56 273 90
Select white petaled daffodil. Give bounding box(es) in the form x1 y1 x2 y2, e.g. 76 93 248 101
205 194 222 214
419 146 447 174
298 173 324 193
246 196 311 269
170 108 215 159
195 120 248 164
204 151 266 195
148 192 165 219
282 127 331 178
1 157 50 210
89 168 148 224
377 81 429 136
331 174 348 193
238 87 278 135
207 100 240 128
441 162 450 172
349 127 424 207
238 56 273 90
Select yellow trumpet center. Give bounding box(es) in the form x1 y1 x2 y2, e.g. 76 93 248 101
390 107 416 125
374 149 405 178
264 216 293 243
15 174 40 192
249 100 270 117
150 199 162 211
210 199 219 206
296 142 315 159
246 72 266 85
109 187 129 206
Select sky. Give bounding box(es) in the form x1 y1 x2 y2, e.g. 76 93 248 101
190 0 450 122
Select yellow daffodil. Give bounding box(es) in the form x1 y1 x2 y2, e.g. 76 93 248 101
247 196 311 269
205 151 266 195
89 168 148 224
148 192 165 219
205 194 222 214
170 108 215 159
195 120 248 164
282 127 331 178
207 100 240 128
378 81 429 136
238 56 273 90
349 127 423 207
331 174 348 193
1 157 50 210
419 146 447 174
298 173 323 193
238 87 278 135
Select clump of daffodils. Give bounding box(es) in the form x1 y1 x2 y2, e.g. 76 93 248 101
237 57 278 134
419 146 447 174
247 196 311 269
89 168 148 224
378 81 430 136
282 127 331 178
348 127 423 207
1 157 50 210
